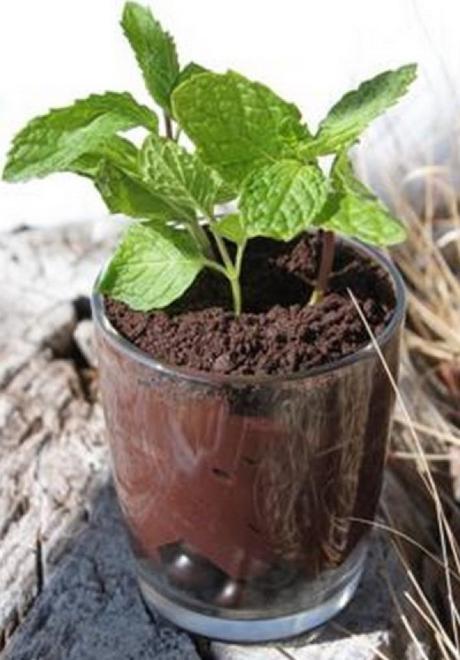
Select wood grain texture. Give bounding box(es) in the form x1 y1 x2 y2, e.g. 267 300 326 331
3 487 200 660
0 221 117 648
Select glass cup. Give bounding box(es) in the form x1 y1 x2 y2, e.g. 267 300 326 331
91 240 405 643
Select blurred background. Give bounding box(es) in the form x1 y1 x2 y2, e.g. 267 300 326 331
1 0 460 229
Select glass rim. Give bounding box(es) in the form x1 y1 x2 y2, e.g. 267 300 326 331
91 239 406 386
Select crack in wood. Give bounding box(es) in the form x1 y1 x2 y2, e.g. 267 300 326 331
35 534 45 595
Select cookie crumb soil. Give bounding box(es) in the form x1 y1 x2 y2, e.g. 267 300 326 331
105 234 396 376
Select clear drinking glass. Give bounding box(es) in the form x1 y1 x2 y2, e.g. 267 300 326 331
92 241 405 643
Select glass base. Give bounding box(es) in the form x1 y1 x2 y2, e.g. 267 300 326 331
137 541 367 643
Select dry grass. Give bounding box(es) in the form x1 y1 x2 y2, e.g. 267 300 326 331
392 168 460 432
366 157 460 423
348 158 460 657
354 294 460 658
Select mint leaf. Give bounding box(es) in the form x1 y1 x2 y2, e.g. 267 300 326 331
240 160 327 241
67 136 139 178
214 214 246 244
69 137 181 221
99 222 203 310
323 194 407 246
95 160 174 221
172 71 310 187
313 191 342 226
330 151 373 199
215 180 237 204
307 64 417 155
319 152 406 245
141 135 221 219
121 2 179 112
173 62 208 90
3 92 158 182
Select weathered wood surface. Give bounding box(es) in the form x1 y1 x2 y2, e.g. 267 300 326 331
0 221 431 659
0 221 116 648
3 486 201 660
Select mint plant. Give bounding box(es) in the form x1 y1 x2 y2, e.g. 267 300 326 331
3 2 417 315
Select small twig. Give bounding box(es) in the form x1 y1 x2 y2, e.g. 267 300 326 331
310 229 335 304
164 112 173 139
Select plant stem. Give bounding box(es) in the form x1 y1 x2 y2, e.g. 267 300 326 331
229 275 242 316
212 231 243 315
230 242 246 316
203 259 228 278
164 112 173 139
188 218 215 259
235 241 246 279
212 231 234 271
206 213 246 316
310 230 336 304
203 258 242 315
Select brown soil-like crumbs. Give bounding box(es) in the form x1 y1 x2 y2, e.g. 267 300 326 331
104 234 397 376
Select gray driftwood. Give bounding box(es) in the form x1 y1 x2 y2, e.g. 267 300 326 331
0 221 422 659
0 220 119 649
3 487 200 660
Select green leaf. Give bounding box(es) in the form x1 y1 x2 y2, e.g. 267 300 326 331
331 151 375 199
121 2 179 112
67 136 139 178
3 92 158 182
140 135 221 219
312 191 342 226
173 62 208 90
215 179 238 204
98 222 203 310
318 152 407 246
330 151 373 199
214 214 246 244
308 64 417 155
172 70 310 187
323 194 407 246
68 137 180 221
240 160 328 241
95 160 173 221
